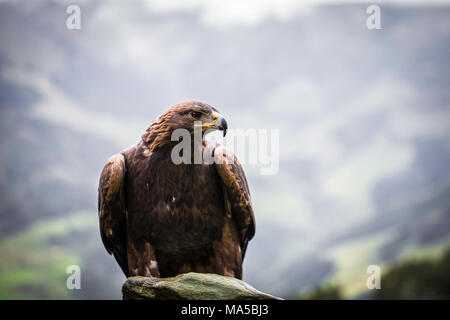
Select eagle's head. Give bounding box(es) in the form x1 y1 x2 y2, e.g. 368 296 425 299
142 101 228 151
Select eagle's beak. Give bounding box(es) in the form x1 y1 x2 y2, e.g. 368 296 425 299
195 111 228 137
212 112 228 137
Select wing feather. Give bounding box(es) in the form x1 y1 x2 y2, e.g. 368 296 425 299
214 146 255 259
98 153 129 276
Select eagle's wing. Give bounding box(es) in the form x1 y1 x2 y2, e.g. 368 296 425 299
214 146 255 260
98 153 129 276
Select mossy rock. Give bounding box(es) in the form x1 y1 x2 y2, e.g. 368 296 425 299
122 272 281 300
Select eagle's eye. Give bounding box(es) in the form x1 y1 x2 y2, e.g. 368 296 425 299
190 111 202 120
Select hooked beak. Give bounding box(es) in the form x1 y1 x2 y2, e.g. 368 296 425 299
214 112 228 137
195 111 228 137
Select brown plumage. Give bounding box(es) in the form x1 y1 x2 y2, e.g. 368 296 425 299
98 101 255 279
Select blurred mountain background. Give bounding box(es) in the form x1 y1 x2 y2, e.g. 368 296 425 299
1 0 450 299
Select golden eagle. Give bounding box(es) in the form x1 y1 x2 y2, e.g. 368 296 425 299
98 101 255 279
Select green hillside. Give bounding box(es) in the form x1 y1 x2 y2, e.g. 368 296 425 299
0 211 123 299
